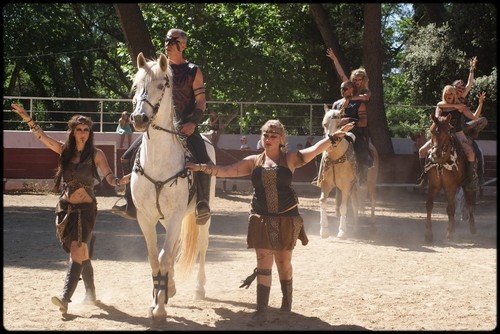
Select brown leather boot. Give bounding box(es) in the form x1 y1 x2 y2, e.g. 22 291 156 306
248 284 270 326
280 278 293 312
51 261 82 315
81 259 96 304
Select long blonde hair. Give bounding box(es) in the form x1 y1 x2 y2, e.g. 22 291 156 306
441 85 459 103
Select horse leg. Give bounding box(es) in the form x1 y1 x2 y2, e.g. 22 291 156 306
350 185 359 232
425 186 440 243
319 187 332 238
464 187 477 234
136 220 165 321
195 222 210 299
444 187 457 241
337 186 351 238
335 188 341 218
357 184 367 216
454 187 465 225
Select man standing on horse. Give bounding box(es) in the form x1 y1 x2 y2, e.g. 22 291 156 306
114 28 212 225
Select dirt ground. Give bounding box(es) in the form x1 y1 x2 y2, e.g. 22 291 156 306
2 187 497 331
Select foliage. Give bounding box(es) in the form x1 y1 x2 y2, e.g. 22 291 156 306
2 3 497 138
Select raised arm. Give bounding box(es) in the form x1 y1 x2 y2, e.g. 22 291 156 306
326 48 348 82
187 155 257 178
461 92 486 120
463 56 477 98
11 103 63 155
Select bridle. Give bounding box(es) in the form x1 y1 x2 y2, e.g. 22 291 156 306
134 74 181 138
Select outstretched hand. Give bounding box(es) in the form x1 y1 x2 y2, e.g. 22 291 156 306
326 48 337 62
478 91 486 103
470 56 477 70
186 162 198 171
11 103 28 119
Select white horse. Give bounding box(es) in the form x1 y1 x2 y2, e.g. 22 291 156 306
129 52 215 322
317 104 358 238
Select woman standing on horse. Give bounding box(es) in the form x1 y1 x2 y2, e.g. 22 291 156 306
11 103 130 315
187 119 353 326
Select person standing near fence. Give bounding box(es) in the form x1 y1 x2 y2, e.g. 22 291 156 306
116 111 133 149
11 103 130 316
186 119 354 326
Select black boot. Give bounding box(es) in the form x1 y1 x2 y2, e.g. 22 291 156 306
280 278 293 312
465 161 479 192
51 261 83 314
81 259 96 304
415 158 427 189
248 284 270 326
195 172 211 225
112 158 136 220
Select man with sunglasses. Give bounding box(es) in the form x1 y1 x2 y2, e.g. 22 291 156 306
114 28 212 225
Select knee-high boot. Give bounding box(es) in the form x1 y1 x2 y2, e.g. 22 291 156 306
280 278 293 312
195 172 211 225
248 284 270 326
51 261 83 314
465 161 479 192
81 259 96 303
112 158 136 219
415 158 427 189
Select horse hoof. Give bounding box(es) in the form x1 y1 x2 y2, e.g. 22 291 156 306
320 227 330 239
337 231 346 239
424 234 433 243
470 226 477 234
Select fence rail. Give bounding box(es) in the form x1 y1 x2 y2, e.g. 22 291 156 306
3 96 496 138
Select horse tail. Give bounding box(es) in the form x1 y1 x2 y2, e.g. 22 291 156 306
176 211 199 279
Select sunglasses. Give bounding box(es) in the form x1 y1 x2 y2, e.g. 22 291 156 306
75 128 90 133
165 37 181 46
263 133 278 139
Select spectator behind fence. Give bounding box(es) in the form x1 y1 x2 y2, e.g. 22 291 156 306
240 135 251 150
116 111 133 149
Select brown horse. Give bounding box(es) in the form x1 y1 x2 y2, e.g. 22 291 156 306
425 113 476 242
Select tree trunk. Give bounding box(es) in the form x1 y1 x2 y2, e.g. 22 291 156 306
423 3 446 26
309 4 349 84
114 4 156 66
362 3 394 155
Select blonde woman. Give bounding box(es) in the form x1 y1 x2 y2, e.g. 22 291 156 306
187 119 353 325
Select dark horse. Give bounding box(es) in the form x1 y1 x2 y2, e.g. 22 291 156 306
425 113 476 243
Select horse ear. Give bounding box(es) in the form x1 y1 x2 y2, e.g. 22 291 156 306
430 113 438 123
323 104 329 113
445 114 452 122
158 53 168 72
137 52 146 69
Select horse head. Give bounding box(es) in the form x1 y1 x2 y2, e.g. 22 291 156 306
322 104 343 136
130 52 171 132
430 113 453 164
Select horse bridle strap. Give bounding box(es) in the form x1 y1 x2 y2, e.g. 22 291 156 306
134 157 189 220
